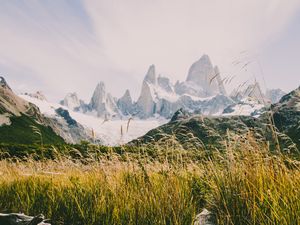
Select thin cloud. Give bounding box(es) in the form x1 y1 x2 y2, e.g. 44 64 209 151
0 0 299 102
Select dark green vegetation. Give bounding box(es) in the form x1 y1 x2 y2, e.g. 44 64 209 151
0 114 64 145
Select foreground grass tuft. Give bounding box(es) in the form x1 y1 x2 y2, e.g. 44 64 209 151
0 138 299 225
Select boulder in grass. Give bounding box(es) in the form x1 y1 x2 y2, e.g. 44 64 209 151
194 209 215 225
0 213 51 225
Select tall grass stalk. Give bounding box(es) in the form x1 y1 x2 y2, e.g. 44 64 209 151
0 137 299 225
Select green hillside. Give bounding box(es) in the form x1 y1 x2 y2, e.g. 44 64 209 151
0 114 64 145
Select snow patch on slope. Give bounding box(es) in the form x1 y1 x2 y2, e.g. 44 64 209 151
148 82 179 103
19 95 167 145
223 97 265 116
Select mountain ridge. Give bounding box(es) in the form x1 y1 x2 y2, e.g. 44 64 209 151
61 55 285 119
131 86 300 151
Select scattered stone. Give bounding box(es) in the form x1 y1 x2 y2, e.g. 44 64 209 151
194 209 215 225
0 213 51 225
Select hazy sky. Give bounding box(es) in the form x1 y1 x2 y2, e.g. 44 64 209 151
0 0 300 102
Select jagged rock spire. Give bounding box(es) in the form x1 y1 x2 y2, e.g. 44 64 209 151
90 82 106 110
117 89 134 116
144 65 156 84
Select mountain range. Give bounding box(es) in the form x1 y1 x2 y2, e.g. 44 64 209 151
0 54 290 145
61 55 286 119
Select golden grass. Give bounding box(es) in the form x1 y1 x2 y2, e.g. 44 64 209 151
0 137 299 225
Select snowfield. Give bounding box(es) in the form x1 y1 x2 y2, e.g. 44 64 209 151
222 97 265 117
19 95 167 146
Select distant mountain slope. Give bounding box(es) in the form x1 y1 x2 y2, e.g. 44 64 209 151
0 77 64 144
20 94 93 144
132 86 300 152
21 93 166 146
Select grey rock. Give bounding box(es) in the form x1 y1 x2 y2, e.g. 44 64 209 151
194 209 215 225
0 213 51 225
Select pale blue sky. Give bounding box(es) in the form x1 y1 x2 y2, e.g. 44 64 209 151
0 0 299 102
